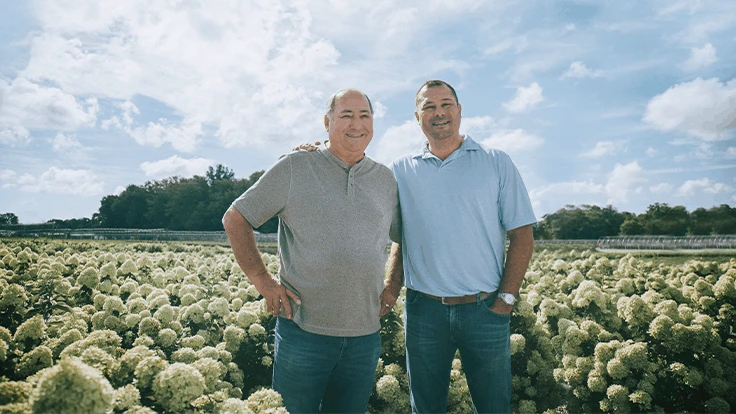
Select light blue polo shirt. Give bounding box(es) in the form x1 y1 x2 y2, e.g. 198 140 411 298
389 136 536 296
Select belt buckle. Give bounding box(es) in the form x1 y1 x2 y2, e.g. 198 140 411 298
441 296 452 305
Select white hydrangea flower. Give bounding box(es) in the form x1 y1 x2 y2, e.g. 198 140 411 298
152 362 206 412
30 358 114 414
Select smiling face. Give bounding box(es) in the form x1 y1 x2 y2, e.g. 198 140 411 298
324 90 374 164
415 83 462 143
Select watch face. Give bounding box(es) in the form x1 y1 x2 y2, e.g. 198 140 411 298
500 293 515 305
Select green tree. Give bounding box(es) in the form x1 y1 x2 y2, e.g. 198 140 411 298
641 203 690 236
0 212 19 225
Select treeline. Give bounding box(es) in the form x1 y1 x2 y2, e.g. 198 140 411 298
534 203 736 239
0 165 277 233
2 165 735 238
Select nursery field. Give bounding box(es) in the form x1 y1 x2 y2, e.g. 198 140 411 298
0 239 734 413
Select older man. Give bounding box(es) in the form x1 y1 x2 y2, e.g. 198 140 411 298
222 88 402 414
384 80 536 413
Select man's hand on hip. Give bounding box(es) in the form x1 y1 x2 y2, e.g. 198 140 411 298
252 271 301 319
379 279 402 317
489 298 513 315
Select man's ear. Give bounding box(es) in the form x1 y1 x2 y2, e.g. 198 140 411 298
458 103 462 118
415 111 420 124
324 115 330 131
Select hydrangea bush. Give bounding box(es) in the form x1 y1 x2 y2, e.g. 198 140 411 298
0 239 734 413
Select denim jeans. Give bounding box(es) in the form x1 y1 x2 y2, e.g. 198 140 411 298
404 289 512 414
272 317 381 414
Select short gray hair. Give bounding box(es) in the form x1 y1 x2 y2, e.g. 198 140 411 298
326 89 374 119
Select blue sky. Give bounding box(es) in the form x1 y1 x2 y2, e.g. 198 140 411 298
1 0 735 224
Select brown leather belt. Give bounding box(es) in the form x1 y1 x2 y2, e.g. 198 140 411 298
419 290 496 305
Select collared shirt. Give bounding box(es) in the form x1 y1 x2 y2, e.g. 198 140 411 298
390 136 536 296
233 148 401 336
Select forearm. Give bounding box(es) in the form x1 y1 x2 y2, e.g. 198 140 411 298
499 225 534 295
222 207 271 285
385 242 404 287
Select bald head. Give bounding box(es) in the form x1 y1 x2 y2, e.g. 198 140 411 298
326 89 374 119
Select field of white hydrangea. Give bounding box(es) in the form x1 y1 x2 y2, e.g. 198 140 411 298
0 239 734 414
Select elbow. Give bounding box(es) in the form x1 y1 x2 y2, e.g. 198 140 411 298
222 207 241 233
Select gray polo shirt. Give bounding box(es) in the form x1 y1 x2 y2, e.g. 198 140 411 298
232 148 401 336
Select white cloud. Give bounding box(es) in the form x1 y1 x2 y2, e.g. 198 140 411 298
0 126 31 146
102 101 203 152
52 133 84 153
0 169 17 181
503 82 544 113
643 77 736 141
17 0 492 149
676 178 734 196
460 116 495 135
0 77 98 132
16 167 104 195
140 156 214 179
606 162 646 204
650 182 673 193
582 141 625 158
372 120 426 165
561 61 601 79
373 101 388 119
646 147 657 157
681 43 718 72
113 186 126 196
726 147 736 158
529 180 605 201
480 129 544 153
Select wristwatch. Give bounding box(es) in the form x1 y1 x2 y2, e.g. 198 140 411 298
498 293 516 306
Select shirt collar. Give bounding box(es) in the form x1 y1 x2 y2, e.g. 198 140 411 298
319 147 367 171
413 135 481 160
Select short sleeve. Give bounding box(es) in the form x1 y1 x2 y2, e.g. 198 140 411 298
389 196 402 243
232 155 291 228
496 151 537 231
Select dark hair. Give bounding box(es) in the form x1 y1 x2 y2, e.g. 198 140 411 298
326 89 374 118
415 80 459 107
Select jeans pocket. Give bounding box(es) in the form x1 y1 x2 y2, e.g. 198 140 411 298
482 295 511 321
405 288 420 305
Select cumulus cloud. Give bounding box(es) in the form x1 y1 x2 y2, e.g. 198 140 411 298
52 133 84 153
581 141 625 158
0 126 31 146
503 82 544 113
0 169 17 181
681 43 718 72
373 101 388 119
371 120 426 165
480 129 544 152
102 101 203 152
16 0 493 149
643 77 736 141
0 77 97 132
646 147 657 157
605 161 646 204
676 178 733 196
561 61 601 79
529 180 605 201
139 155 214 179
650 182 673 193
16 167 104 195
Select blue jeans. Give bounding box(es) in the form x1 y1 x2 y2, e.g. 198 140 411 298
404 289 511 414
272 317 381 414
